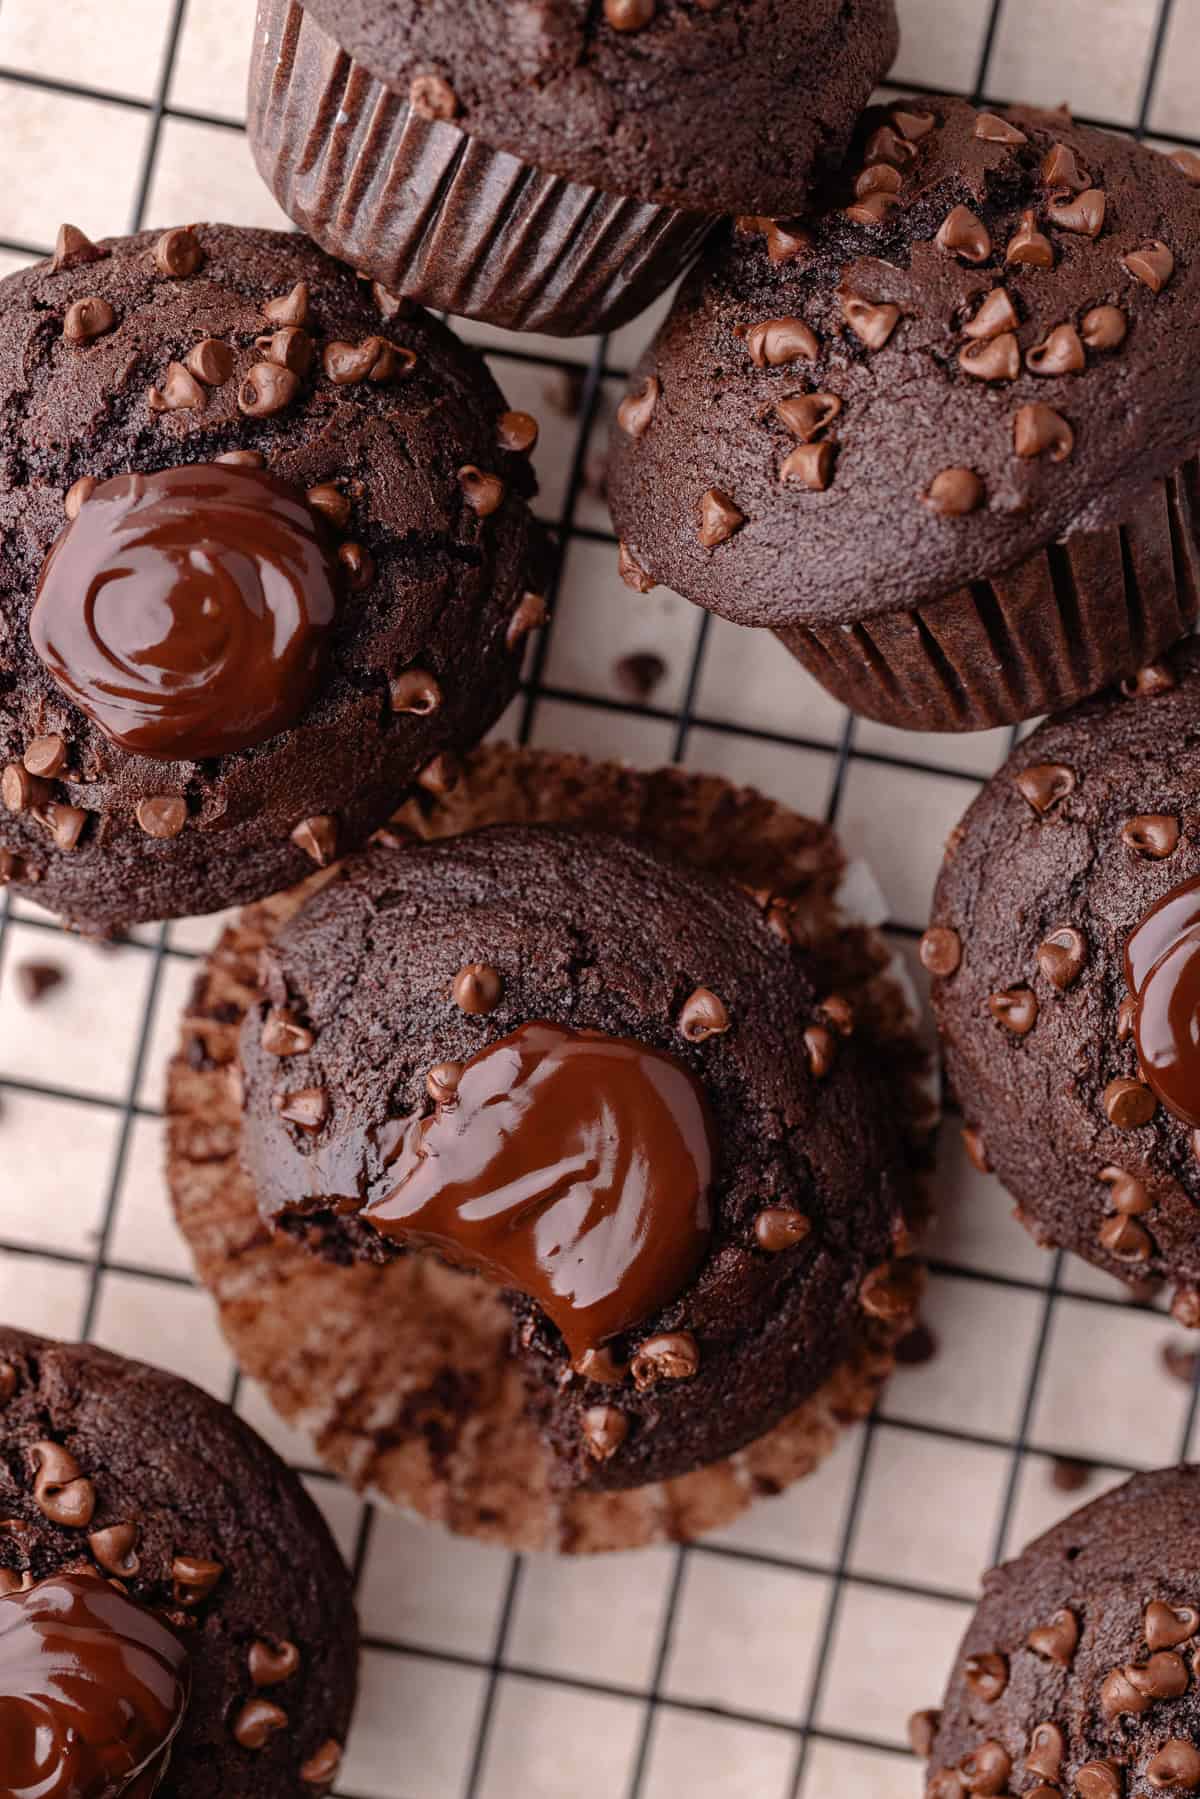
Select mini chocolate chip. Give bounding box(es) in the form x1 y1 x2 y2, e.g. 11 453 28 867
338 541 375 590
507 591 548 651
962 287 1019 339
1121 660 1175 697
39 803 88 852
256 326 314 376
1082 304 1127 351
1027 324 1086 376
964 1652 1008 1703
426 1061 463 1107
409 73 458 119
51 223 104 272
1123 240 1175 293
306 483 352 528
1146 1600 1200 1649
389 668 442 715
249 1639 301 1687
959 333 1020 381
149 362 207 414
781 442 836 491
844 191 900 226
1099 1167 1151 1214
679 986 729 1041
618 540 656 593
925 469 984 516
136 796 187 839
907 1709 940 1757
263 282 310 328
1098 1213 1152 1262
804 1023 836 1077
582 1405 628 1460
1027 1607 1078 1666
458 466 505 517
63 296 115 346
958 1739 1010 1793
698 489 744 547
1016 762 1076 813
1104 1077 1156 1129
988 987 1038 1034
88 1522 140 1577
1148 1742 1200 1792
1047 188 1106 237
776 392 841 441
1014 403 1074 461
1025 1721 1064 1782
936 205 991 263
1006 212 1055 268
975 111 1027 144
745 317 818 367
290 815 338 867
1037 925 1087 989
614 651 666 700
233 1699 288 1751
754 1207 811 1252
152 227 203 277
417 752 460 797
3 764 50 814
64 476 96 519
31 1441 95 1528
24 734 67 779
1075 1763 1121 1799
274 1087 329 1131
238 363 300 417
215 449 266 468
630 1332 699 1389
859 1260 920 1323
262 1008 315 1057
300 1740 343 1786
1051 1457 1090 1492
617 377 660 439
497 409 538 454
840 291 901 349
1122 813 1179 858
185 338 235 386
453 963 502 1015
962 1126 991 1173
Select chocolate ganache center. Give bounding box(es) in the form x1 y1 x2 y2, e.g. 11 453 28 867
1125 873 1200 1127
31 464 339 760
363 1021 716 1360
0 1570 190 1799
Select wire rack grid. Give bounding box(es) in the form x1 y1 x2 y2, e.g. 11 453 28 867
0 1 1198 1795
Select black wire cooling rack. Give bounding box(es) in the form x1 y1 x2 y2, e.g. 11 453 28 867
0 2 1198 1794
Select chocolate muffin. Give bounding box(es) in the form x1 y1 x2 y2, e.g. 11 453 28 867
247 0 899 336
0 1327 357 1796
0 223 544 933
608 97 1200 731
919 1465 1200 1798
926 640 1200 1322
168 745 935 1544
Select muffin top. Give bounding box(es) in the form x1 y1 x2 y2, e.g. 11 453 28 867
926 1466 1200 1798
0 223 541 926
299 0 899 216
0 1328 357 1797
238 822 915 1487
927 640 1200 1320
607 97 1200 628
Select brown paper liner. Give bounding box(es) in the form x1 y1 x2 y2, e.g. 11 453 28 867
167 745 935 1553
248 0 714 338
777 457 1200 732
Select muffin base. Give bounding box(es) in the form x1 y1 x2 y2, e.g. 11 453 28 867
776 457 1200 732
248 0 714 338
167 745 935 1552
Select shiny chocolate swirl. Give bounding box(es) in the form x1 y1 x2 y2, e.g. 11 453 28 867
0 1571 191 1798
364 1021 715 1359
31 465 339 760
1125 873 1200 1127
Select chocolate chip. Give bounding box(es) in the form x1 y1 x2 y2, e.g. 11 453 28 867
958 1740 1010 1793
13 961 63 1007
39 803 88 852
426 1061 463 1107
962 288 1019 340
618 540 656 593
274 1087 329 1131
496 409 539 455
975 112 1027 145
1117 995 1137 1040
572 1347 628 1385
2 764 48 814
630 1332 699 1389
936 205 991 264
1174 1288 1200 1328
988 987 1038 1034
300 1740 343 1787
964 1652 1008 1703
136 795 187 839
844 191 900 227
892 109 935 141
64 476 96 519
617 377 660 439
614 651 666 701
840 291 901 349
458 466 505 517
760 220 811 264
818 993 855 1037
859 1260 920 1323
1037 925 1087 989
1047 188 1106 237
907 1709 940 1757
754 1207 811 1252
698 489 744 548
63 295 115 346
1129 1648 1189 1699
855 163 903 199
1025 1721 1065 1783
88 1522 140 1577
263 282 310 328
51 223 104 272
1014 403 1074 462
928 1772 965 1799
1123 240 1175 293
1026 1606 1078 1665
1099 1166 1151 1214
863 124 916 167
1148 1742 1200 1792
306 483 352 529
453 963 502 1015
804 1023 836 1077
679 986 730 1040
1171 149 1200 185
745 318 818 367
290 815 338 867
152 227 203 278
185 338 235 386
409 73 458 120
30 1441 95 1528
507 591 548 651
1146 1600 1200 1649
148 362 207 414
338 541 375 590
776 393 841 442
23 734 67 779
1098 1213 1152 1262
171 1554 223 1606
1101 1664 1147 1718
1104 1077 1156 1129
1042 142 1087 190
1027 323 1086 375
238 363 300 417
389 668 442 715
1122 813 1179 858
959 333 1020 382
232 1698 288 1750
1006 212 1055 268
256 326 314 376
1075 1763 1121 1799
781 442 836 491
1121 659 1175 697
1161 1340 1200 1385
262 1008 315 1057
582 1405 628 1460
925 467 986 519
1051 1456 1090 1492
215 449 266 468
962 1126 991 1173
249 1639 301 1687
1016 762 1075 813
0 1364 16 1404
417 752 460 797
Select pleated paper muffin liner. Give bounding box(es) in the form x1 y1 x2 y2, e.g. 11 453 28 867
247 0 714 338
776 456 1200 733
